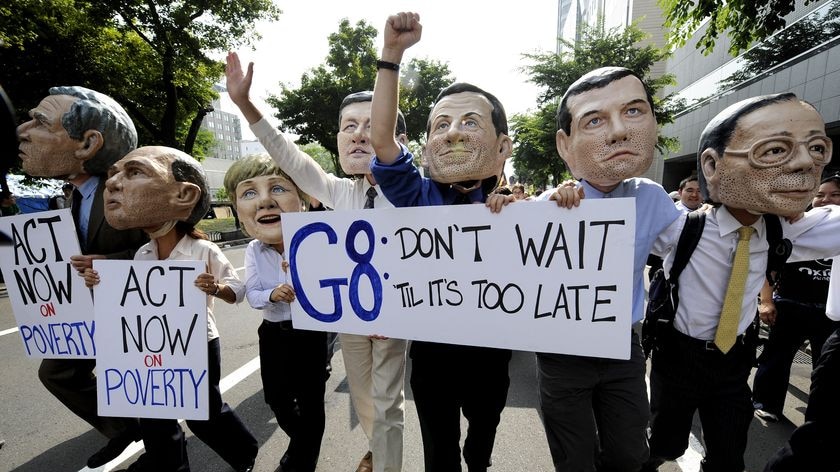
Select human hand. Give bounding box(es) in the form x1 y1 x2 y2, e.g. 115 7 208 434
383 12 421 58
758 300 777 326
83 268 100 288
225 51 253 106
194 272 218 296
270 283 296 303
549 184 585 209
485 194 515 213
70 254 105 274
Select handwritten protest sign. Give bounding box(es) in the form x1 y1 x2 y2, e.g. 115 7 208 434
94 260 209 420
0 209 96 358
284 199 636 359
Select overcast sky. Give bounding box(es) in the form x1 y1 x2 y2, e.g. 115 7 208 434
216 0 560 140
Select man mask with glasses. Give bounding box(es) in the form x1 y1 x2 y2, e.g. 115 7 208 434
699 93 832 216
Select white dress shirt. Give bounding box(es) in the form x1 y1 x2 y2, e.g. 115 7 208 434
244 239 292 323
135 235 243 341
653 205 840 340
251 118 394 211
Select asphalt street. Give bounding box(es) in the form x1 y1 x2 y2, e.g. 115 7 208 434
0 244 812 472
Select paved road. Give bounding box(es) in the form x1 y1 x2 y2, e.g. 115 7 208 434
0 245 811 471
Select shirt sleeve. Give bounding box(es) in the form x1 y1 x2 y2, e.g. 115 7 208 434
208 243 243 303
244 242 277 310
785 206 840 262
251 118 348 208
370 144 426 207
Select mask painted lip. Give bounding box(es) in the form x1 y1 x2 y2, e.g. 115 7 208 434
604 149 637 161
256 213 282 224
104 198 121 209
347 147 371 158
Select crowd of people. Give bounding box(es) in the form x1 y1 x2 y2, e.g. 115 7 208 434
3 9 840 472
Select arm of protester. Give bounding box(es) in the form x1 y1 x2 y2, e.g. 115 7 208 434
70 254 106 274
269 283 296 304
549 185 585 209
83 268 100 288
195 272 237 304
486 193 516 213
226 51 263 125
758 279 777 326
371 12 422 165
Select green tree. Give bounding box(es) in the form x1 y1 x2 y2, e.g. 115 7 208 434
0 0 280 154
659 0 817 56
300 142 337 175
267 19 453 178
512 22 676 188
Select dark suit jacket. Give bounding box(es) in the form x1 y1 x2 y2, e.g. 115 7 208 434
81 177 148 259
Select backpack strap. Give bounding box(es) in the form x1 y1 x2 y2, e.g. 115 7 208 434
763 213 792 286
668 211 706 281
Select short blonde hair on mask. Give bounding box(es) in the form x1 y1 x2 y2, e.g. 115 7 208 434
223 154 309 209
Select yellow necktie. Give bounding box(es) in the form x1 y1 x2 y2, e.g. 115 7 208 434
715 226 755 353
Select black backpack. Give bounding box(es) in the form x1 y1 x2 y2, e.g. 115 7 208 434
641 211 791 358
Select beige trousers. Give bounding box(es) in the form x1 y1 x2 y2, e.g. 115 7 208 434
340 334 407 472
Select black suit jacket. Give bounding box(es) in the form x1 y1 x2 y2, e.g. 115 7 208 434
80 177 148 259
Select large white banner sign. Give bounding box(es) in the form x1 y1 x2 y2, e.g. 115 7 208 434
94 259 209 420
0 209 96 358
284 199 636 359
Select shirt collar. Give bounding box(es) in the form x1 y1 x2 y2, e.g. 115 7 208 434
77 175 99 199
142 234 194 259
716 205 765 240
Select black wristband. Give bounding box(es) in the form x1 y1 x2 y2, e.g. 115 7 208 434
376 60 400 71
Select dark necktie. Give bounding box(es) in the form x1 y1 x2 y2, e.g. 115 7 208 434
71 188 85 250
364 187 377 209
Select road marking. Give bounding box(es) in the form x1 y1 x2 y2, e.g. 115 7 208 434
0 327 19 337
78 355 261 472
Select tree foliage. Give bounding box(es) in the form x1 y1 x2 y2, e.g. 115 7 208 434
659 0 816 56
512 22 677 188
0 0 280 154
267 19 454 178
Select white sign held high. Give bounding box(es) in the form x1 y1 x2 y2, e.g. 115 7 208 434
94 260 209 420
0 209 96 358
283 199 636 360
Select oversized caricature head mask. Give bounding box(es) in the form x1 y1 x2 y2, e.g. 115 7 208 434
698 93 832 216
104 146 209 233
17 86 137 179
223 153 307 247
423 83 512 185
555 67 657 191
336 91 407 177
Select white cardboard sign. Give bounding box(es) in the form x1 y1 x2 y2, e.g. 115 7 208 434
93 259 209 420
0 209 96 358
283 199 636 359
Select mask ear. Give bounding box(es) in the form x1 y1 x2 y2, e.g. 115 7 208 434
497 134 512 160
700 148 720 201
173 182 202 216
556 129 577 177
397 133 408 146
75 130 104 162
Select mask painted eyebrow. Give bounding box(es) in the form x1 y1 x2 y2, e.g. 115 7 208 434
32 111 52 126
577 98 650 125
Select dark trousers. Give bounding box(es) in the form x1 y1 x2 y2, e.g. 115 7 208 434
649 328 756 472
141 338 258 472
753 300 838 414
38 358 139 439
409 341 511 472
764 327 840 472
259 320 328 472
537 333 650 472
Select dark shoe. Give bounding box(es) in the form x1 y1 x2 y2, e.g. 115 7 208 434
356 451 373 472
87 432 139 468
